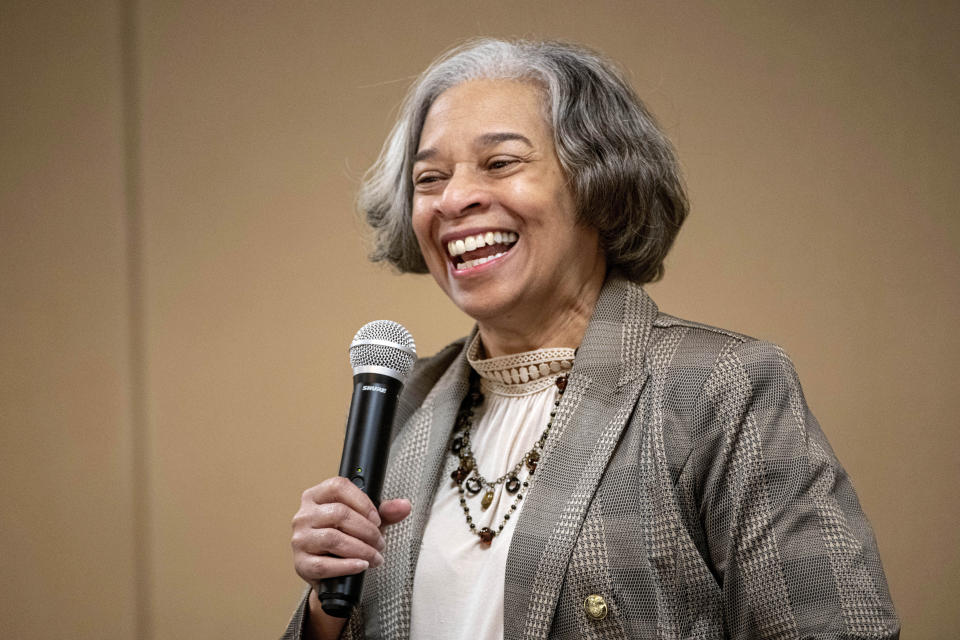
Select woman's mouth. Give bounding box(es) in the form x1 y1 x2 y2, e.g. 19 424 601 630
446 231 518 271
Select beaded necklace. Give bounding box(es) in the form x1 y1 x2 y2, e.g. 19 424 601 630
449 372 568 545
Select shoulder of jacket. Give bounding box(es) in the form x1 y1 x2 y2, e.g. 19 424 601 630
405 336 468 388
393 336 469 427
648 312 796 380
652 311 755 344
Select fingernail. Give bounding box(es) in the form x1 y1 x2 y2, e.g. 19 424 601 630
371 552 384 568
355 559 370 571
376 535 386 551
368 508 382 527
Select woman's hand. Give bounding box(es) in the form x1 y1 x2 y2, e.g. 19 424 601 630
292 476 411 581
291 476 411 638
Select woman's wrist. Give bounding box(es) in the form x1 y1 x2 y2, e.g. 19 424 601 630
305 589 347 640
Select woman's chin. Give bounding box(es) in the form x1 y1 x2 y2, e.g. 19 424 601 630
442 277 526 326
448 290 516 325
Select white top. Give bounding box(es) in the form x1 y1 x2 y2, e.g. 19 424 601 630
409 337 574 640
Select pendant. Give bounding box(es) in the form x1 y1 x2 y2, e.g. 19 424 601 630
526 450 540 473
505 475 521 494
478 527 495 545
481 490 494 510
465 477 482 495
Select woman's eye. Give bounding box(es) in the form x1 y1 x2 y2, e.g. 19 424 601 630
488 158 518 171
415 174 442 185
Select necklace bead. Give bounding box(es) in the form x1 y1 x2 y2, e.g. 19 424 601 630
465 477 482 495
481 490 494 510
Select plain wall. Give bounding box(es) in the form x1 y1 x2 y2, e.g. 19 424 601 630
2 1 958 638
1 2 138 638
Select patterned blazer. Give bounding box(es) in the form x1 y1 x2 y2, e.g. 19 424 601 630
284 275 899 639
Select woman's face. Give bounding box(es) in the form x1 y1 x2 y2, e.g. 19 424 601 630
411 79 605 330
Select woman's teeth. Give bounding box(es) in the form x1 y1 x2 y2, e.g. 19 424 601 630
456 252 507 270
446 231 517 257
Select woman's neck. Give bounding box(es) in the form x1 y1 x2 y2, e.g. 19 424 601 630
476 273 604 358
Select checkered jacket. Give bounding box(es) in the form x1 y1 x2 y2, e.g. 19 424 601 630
283 275 899 639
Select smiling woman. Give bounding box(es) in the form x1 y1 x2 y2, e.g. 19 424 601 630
284 39 899 640
410 79 606 356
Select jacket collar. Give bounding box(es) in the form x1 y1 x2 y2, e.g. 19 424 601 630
576 273 657 388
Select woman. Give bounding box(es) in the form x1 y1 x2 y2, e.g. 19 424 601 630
285 39 898 639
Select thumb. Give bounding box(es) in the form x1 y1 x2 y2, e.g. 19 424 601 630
379 498 412 527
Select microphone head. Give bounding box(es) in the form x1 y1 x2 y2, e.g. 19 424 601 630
349 320 417 381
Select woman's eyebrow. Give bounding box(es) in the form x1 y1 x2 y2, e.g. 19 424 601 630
413 132 533 165
475 132 532 148
413 148 436 164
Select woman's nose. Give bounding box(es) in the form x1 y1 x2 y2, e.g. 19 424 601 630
436 166 490 218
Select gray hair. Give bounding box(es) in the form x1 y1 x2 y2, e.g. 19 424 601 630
359 38 688 284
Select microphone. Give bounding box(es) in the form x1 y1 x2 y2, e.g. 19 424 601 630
317 320 417 618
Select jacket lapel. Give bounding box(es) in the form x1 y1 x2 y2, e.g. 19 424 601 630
369 337 473 639
503 277 657 639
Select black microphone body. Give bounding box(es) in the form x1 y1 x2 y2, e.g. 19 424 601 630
318 372 402 617
318 321 415 618
337 372 402 501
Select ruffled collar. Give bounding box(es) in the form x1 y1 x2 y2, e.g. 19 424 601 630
466 333 575 397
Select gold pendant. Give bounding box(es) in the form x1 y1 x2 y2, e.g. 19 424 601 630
481 490 494 510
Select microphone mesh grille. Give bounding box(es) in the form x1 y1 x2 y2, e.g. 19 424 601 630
349 320 417 378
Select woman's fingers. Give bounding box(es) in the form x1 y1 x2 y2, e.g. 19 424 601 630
296 477 385 548
293 499 385 551
302 476 381 526
294 552 370 584
379 498 412 527
293 526 384 566
291 478 412 584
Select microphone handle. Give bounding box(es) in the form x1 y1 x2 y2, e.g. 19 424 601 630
318 372 402 618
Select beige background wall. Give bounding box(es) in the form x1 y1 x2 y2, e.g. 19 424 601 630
2 1 957 638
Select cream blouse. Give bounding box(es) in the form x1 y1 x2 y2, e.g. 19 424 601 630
409 337 574 640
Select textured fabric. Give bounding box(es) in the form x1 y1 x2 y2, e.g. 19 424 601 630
467 332 575 390
281 275 899 639
411 359 568 639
